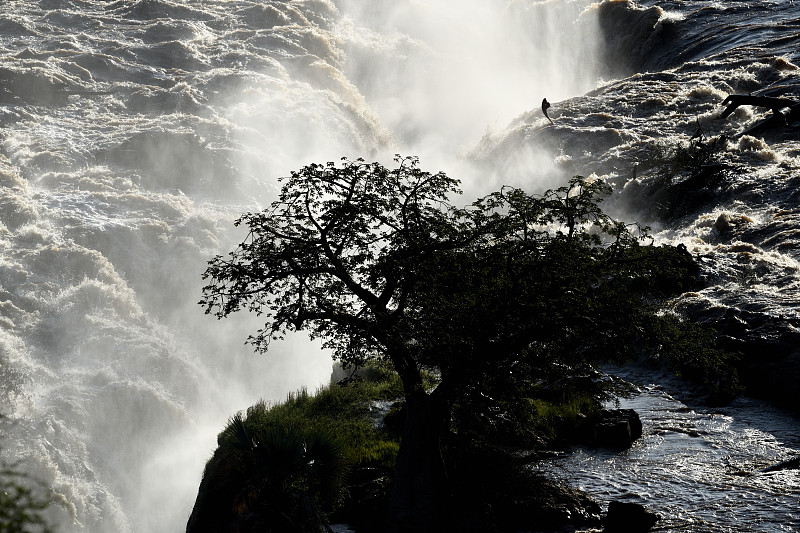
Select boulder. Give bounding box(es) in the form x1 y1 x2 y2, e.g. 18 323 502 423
593 409 643 449
604 500 659 532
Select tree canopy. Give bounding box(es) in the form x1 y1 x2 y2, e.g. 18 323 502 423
200 155 699 531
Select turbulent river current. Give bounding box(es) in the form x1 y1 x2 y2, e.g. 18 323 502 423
0 0 798 532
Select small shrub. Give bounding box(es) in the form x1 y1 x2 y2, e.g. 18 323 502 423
638 137 726 185
357 441 400 471
0 461 54 533
646 313 741 398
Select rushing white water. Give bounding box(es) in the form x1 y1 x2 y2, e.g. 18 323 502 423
0 1 604 531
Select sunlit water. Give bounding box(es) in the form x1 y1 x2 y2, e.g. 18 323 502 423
0 0 799 531
541 368 800 532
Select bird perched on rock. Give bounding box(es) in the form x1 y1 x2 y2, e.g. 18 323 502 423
542 98 554 124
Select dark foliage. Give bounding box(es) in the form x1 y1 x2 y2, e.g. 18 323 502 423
0 460 54 533
186 408 348 533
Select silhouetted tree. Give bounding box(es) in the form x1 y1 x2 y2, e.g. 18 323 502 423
200 156 698 532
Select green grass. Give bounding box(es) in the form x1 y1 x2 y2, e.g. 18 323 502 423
226 362 403 472
526 393 601 441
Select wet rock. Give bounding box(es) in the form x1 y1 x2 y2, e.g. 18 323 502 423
714 212 732 232
604 500 660 532
488 473 603 533
445 443 603 533
759 455 800 473
593 409 643 449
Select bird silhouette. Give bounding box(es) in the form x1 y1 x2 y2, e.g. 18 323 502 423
542 98 553 124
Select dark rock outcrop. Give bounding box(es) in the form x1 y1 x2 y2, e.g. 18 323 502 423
481 471 603 533
592 409 643 449
759 455 800 474
443 442 603 533
604 500 660 532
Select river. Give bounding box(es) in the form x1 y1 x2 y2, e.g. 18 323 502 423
542 368 800 532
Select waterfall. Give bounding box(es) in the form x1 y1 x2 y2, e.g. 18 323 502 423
0 1 603 531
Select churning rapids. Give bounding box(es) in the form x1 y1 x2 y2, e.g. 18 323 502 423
0 0 798 532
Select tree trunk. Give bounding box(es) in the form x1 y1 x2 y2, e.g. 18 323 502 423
388 388 452 532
